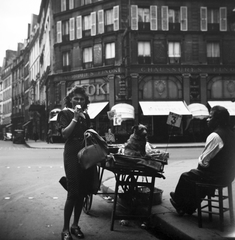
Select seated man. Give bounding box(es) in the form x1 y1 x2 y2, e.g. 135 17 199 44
170 106 235 215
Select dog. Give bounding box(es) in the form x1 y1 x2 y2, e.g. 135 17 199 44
123 124 148 157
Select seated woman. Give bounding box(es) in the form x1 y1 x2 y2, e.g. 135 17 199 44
170 106 235 215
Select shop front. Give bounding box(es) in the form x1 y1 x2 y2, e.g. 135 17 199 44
139 101 192 143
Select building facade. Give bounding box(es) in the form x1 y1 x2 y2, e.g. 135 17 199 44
1 0 235 142
11 43 25 131
46 0 235 142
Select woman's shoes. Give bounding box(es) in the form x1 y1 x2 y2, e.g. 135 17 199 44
61 231 73 240
71 226 84 239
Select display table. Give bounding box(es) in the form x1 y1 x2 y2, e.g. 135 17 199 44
102 154 166 231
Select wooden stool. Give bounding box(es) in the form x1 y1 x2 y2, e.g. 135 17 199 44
196 182 234 231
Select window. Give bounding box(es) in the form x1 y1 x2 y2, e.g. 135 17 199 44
56 21 62 43
69 0 74 10
208 9 219 23
91 12 96 36
138 8 150 22
161 6 187 31
105 43 115 59
83 15 91 37
168 8 180 31
105 9 113 25
61 0 66 11
61 0 71 11
207 42 220 64
208 9 219 31
200 7 227 31
83 47 93 69
98 10 104 34
138 41 151 64
168 42 181 64
62 52 70 71
94 44 102 66
168 8 180 23
69 18 75 40
83 15 91 30
62 20 69 41
138 7 150 30
76 16 82 39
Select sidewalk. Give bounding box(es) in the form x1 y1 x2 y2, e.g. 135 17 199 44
25 139 205 149
25 140 235 239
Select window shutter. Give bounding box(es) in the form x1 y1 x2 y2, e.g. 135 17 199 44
131 5 138 30
161 6 168 31
150 6 158 30
200 7 207 31
57 21 62 43
91 12 96 36
69 0 74 10
98 10 104 34
61 0 66 11
69 18 75 40
220 7 227 31
113 6 119 31
76 16 82 39
180 6 188 31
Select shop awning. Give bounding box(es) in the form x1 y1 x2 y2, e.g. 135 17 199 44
187 103 209 119
208 101 235 116
6 123 13 128
111 103 135 120
87 102 109 119
22 121 31 127
49 115 58 122
50 108 61 113
139 101 192 116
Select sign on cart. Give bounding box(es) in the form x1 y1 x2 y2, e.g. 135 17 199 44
166 112 182 128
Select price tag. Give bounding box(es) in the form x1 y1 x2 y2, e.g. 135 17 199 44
166 112 182 128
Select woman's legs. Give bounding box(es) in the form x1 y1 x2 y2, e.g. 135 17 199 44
63 199 75 232
72 194 85 227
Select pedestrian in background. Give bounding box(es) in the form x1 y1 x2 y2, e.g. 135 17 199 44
33 131 38 142
105 128 115 144
170 106 235 215
47 128 53 143
57 86 94 240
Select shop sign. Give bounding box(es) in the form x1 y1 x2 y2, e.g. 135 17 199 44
68 82 109 96
138 66 235 74
118 78 126 96
166 112 182 128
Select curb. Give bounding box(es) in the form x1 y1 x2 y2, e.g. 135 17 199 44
24 142 64 150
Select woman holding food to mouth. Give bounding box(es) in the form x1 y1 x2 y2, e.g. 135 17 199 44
57 85 93 240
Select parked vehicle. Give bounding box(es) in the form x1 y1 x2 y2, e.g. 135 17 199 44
4 132 12 141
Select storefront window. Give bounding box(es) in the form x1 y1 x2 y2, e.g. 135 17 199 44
209 77 235 99
140 77 181 100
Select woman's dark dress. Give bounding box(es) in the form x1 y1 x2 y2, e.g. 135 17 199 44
58 109 94 200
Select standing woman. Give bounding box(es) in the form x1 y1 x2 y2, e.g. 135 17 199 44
58 86 93 240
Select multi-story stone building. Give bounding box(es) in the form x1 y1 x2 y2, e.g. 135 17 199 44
1 0 235 142
11 43 25 131
44 0 235 142
28 14 41 140
1 50 17 138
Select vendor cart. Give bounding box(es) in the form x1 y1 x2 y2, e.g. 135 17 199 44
83 153 167 231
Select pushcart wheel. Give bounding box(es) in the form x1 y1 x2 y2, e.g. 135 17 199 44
83 194 93 214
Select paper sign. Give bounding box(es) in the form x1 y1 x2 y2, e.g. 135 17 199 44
113 114 122 126
166 112 182 128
